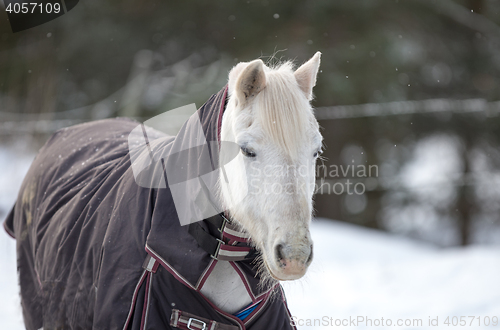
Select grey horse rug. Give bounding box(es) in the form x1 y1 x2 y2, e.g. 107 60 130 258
3 87 297 330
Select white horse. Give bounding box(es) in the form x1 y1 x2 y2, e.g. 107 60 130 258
201 52 323 313
6 52 323 329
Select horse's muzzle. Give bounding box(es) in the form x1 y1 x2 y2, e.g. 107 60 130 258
272 242 313 280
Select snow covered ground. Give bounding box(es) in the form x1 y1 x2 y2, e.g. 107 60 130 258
284 219 500 329
0 144 34 330
1 144 499 329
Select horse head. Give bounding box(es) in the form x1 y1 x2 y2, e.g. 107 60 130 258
219 52 323 281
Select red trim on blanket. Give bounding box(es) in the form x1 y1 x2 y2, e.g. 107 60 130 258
151 259 160 273
122 270 148 330
243 294 271 327
279 285 298 330
196 258 218 290
217 85 229 145
145 245 196 290
140 272 152 330
229 262 274 303
146 245 245 329
3 220 15 239
196 289 246 330
147 245 287 329
228 261 256 302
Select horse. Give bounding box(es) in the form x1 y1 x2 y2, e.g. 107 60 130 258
4 52 322 330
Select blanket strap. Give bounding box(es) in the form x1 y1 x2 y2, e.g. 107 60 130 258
142 255 159 273
188 213 257 261
170 309 239 330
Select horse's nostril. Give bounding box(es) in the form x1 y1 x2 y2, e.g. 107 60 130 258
306 245 313 264
275 244 285 262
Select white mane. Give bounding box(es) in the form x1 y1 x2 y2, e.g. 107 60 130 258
255 62 312 159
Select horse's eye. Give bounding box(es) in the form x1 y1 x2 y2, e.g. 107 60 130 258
241 147 256 158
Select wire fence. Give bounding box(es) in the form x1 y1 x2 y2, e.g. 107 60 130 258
2 97 499 135
314 98 500 120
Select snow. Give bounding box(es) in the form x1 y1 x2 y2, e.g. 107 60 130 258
0 145 34 330
1 145 499 329
283 219 500 329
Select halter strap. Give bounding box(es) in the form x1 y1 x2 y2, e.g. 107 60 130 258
188 213 257 261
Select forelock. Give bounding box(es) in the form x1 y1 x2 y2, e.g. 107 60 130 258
255 62 312 158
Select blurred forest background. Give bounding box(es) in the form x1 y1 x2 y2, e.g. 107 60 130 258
1 0 500 247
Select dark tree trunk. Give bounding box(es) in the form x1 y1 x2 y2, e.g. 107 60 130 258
456 142 473 246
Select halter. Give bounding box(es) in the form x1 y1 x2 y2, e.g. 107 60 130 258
188 213 258 261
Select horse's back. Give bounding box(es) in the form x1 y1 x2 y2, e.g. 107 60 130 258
8 117 138 241
4 118 133 238
6 117 155 329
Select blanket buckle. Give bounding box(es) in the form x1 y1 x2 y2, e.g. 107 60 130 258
187 317 207 330
210 238 225 259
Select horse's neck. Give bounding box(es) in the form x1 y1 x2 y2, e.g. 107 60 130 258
199 261 253 314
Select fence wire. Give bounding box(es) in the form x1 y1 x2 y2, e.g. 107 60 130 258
314 98 500 120
1 98 500 135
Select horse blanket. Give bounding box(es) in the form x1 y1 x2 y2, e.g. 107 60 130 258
3 87 296 330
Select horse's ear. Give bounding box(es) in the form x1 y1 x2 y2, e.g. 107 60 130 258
235 59 266 105
294 51 321 100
